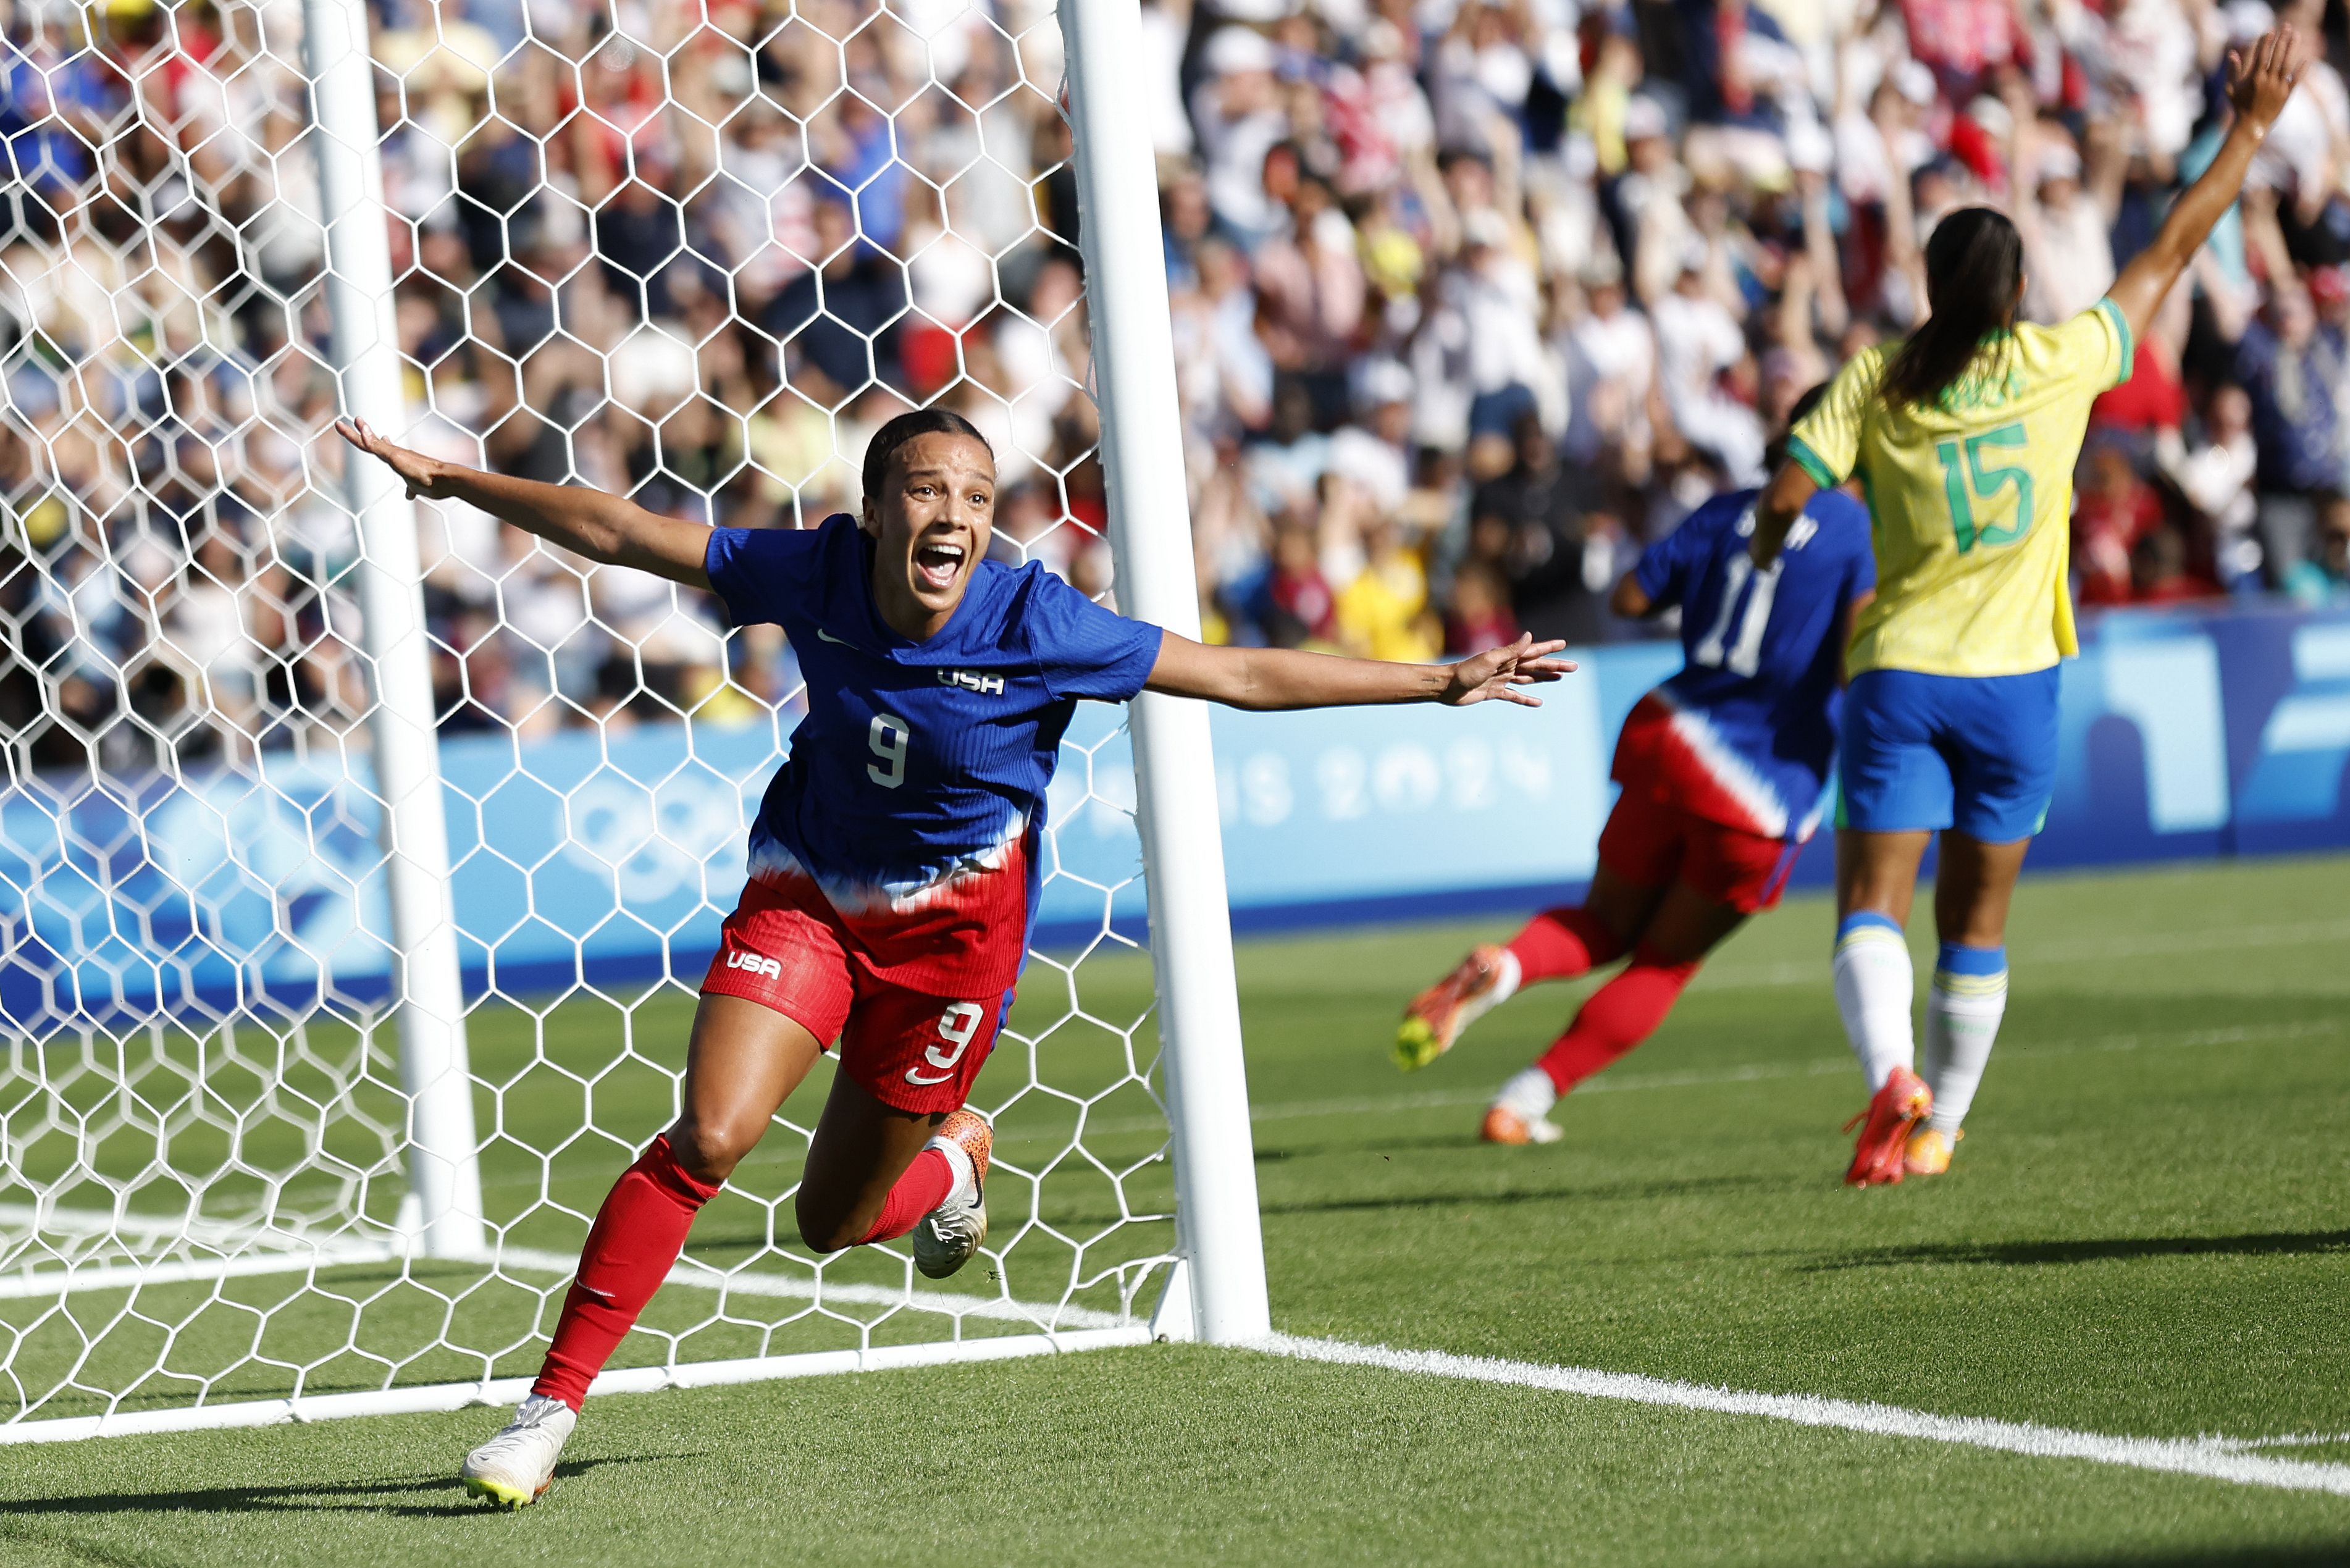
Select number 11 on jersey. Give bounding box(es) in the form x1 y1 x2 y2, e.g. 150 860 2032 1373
1693 553 1781 676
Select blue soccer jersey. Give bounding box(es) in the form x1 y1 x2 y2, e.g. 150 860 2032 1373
703 515 1164 990
1630 486 1876 840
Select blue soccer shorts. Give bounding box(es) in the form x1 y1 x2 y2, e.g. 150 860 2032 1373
1836 666 2062 842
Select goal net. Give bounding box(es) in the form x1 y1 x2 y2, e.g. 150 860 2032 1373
0 0 1238 1440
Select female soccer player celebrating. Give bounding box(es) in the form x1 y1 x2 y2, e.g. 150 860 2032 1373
1751 28 2309 1185
338 408 1571 1505
1393 388 1876 1145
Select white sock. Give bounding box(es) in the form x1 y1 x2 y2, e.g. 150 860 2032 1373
1924 945 2007 1136
1493 1065 1557 1121
1487 947 1523 1007
928 1135 975 1200
1832 913 1915 1091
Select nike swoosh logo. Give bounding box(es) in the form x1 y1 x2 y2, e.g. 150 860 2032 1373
816 629 855 647
904 1067 955 1085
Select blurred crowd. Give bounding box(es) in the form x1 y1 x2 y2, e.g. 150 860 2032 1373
5 0 2350 776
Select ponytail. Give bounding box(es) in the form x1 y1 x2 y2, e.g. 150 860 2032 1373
1880 208 2025 412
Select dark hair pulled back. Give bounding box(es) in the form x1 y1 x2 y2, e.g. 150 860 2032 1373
862 408 994 502
1880 208 2025 411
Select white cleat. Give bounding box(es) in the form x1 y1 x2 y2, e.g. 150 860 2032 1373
912 1109 992 1280
1480 1066 1564 1146
461 1392 576 1509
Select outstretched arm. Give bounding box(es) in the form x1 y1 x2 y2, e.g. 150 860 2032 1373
1611 571 1656 618
336 419 714 589
1748 459 1821 570
1145 632 1576 711
2107 26 2309 345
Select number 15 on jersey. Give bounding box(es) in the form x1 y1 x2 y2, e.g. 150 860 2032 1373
1934 422 2034 553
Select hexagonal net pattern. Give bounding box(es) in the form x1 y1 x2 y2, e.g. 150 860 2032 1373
0 0 1183 1435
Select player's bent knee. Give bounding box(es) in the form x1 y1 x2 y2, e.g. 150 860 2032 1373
792 1189 866 1254
669 1117 762 1186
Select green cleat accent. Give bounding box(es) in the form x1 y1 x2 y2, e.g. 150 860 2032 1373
463 1474 543 1509
1393 1018 1443 1071
460 1391 572 1509
1395 944 1516 1071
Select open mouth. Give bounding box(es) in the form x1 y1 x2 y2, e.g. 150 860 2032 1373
913 539 966 593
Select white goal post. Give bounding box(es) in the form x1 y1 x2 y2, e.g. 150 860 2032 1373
0 0 1265 1443
1059 0 1267 1348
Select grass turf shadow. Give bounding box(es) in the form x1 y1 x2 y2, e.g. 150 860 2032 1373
1805 1228 2350 1273
1259 1172 1799 1218
0 1453 686 1522
2044 1546 2350 1567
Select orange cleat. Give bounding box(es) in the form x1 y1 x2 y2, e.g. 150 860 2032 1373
1396 945 1517 1070
1842 1066 1931 1186
1479 1104 1562 1145
1480 1068 1564 1145
912 1109 992 1279
1903 1124 1961 1176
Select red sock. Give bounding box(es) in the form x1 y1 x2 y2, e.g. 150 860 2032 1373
855 1147 954 1244
1537 945 1701 1094
532 1134 721 1411
1507 905 1629 985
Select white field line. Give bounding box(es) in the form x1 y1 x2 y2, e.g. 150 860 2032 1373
0 1218 1135 1333
2204 1432 2350 1452
1257 1335 2350 1498
651 915 2350 1162
484 1243 1130 1331
1056 1016 2348 1137
8 1322 2340 1484
0 1326 1152 1446
0 1204 408 1303
1693 915 2350 992
0 1245 405 1302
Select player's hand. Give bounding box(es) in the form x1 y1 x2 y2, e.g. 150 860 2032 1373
2228 25 2308 136
335 417 451 500
1440 634 1577 708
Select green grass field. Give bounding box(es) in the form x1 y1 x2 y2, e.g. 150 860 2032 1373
2 852 2347 1566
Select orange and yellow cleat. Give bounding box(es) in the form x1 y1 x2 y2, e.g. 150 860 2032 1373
1842 1065 1932 1186
1903 1124 1961 1176
1395 945 1516 1070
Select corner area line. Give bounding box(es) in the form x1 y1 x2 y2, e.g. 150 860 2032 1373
1252 1335 2350 1497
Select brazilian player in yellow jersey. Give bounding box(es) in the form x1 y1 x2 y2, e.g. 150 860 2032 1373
1748 27 2312 1186
1786 300 2133 680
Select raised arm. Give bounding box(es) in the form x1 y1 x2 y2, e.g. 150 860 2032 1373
337 419 713 589
1748 459 1821 570
2106 26 2309 345
1144 632 1576 711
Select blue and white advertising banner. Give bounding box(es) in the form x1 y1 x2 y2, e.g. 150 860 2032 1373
4 604 2346 1025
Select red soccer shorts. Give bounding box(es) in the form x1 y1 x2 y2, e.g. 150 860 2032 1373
1601 711 1805 915
701 873 1010 1116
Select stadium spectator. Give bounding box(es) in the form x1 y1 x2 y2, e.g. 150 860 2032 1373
1260 516 1337 649
13 0 2350 773
2160 384 2262 589
2075 444 2168 605
1474 411 1605 644
2285 494 2350 603
2238 285 2344 582
2131 522 2223 605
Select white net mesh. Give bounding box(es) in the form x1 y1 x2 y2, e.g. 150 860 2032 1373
0 0 1178 1430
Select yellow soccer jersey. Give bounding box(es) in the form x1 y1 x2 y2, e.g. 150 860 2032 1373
1787 299 2133 677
